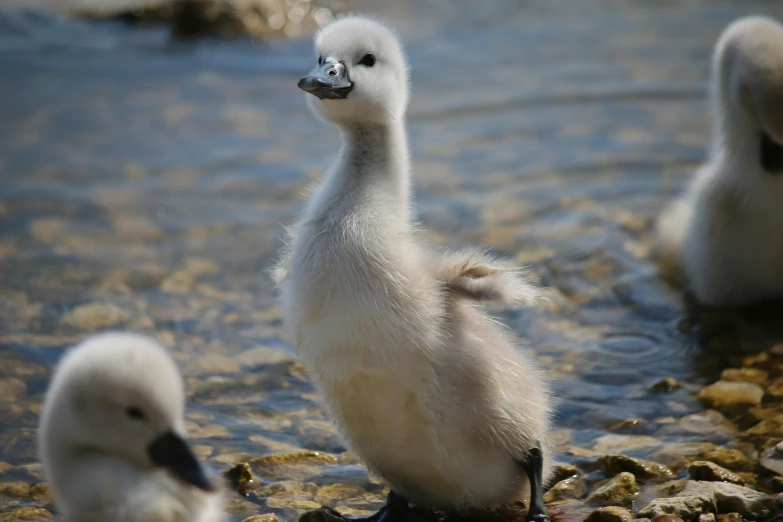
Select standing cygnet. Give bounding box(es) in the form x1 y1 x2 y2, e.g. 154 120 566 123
656 16 783 306
38 332 224 522
275 16 552 522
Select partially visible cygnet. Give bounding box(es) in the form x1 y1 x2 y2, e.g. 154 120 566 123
276 16 553 522
38 332 224 522
656 16 783 306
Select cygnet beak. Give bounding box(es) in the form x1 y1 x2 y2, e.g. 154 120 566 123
298 62 353 100
147 431 216 492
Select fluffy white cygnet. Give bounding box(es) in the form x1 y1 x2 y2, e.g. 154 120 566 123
656 16 783 306
38 332 224 522
275 16 552 522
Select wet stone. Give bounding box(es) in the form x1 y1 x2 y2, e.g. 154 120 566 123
314 483 369 507
715 514 741 522
0 379 26 402
0 481 29 497
687 461 745 485
550 463 581 484
697 381 764 415
649 516 684 522
544 476 587 502
29 483 48 501
585 506 633 522
697 514 715 522
720 368 768 385
224 462 259 495
759 441 783 476
242 515 281 522
649 378 682 393
599 454 674 481
0 507 52 521
586 472 638 506
710 482 775 520
593 435 662 453
62 302 130 330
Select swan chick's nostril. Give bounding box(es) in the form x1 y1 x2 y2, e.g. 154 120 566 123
329 70 337 76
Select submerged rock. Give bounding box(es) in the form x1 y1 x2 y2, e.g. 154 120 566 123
585 506 633 522
0 507 53 521
599 454 673 481
649 378 682 393
586 472 638 506
593 435 662 453
242 515 280 522
649 516 684 522
687 461 744 485
720 367 768 385
710 482 775 520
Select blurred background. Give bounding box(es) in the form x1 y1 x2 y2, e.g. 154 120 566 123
2 0 783 520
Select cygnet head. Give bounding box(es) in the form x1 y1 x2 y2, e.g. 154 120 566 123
39 332 214 493
712 16 783 172
298 16 409 125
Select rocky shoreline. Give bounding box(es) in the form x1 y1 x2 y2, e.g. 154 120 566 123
71 0 348 39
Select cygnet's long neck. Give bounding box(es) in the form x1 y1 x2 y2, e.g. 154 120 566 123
319 120 412 223
709 85 762 178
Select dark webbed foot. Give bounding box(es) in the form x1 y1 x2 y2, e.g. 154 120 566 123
317 491 412 522
518 440 550 522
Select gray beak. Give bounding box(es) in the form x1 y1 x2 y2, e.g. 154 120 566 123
147 431 215 492
298 62 353 100
761 131 783 174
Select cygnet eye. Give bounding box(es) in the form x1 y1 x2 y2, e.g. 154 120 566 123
125 406 146 421
358 53 376 67
318 56 324 66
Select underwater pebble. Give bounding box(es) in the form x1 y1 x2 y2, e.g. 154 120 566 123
649 516 683 522
586 472 638 506
550 463 581 484
648 378 681 393
224 462 259 495
759 441 783 476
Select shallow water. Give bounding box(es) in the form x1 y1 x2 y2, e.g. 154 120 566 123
1 0 783 520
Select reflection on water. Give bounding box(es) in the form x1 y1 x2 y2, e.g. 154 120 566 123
1 0 783 520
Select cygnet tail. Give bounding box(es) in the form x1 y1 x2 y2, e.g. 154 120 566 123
432 248 542 306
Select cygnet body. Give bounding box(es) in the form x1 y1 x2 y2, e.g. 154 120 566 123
38 332 224 522
656 16 783 306
276 16 552 522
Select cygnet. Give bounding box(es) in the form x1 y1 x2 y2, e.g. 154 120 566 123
275 16 553 522
38 332 224 522
656 16 783 306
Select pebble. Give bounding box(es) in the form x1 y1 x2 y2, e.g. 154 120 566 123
697 381 765 414
0 507 52 521
649 516 684 522
720 367 768 385
224 462 259 495
586 472 638 506
585 506 633 522
61 302 130 330
599 454 673 481
593 435 662 453
759 442 783 476
549 463 580 484
544 476 587 502
242 515 280 522
0 378 27 402
687 461 745 485
648 378 682 393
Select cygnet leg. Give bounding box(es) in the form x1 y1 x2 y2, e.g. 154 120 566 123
321 490 411 522
518 440 550 522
